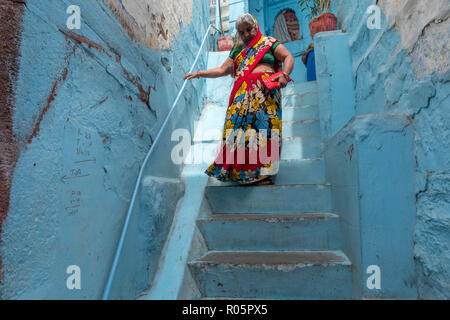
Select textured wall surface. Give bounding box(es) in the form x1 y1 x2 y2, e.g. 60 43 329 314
0 0 209 299
331 0 449 298
108 176 185 299
0 0 24 286
378 0 449 79
102 0 194 50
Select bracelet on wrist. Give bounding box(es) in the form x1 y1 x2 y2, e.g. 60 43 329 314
282 71 290 80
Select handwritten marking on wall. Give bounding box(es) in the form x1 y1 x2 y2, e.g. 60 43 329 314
66 190 81 216
61 122 102 218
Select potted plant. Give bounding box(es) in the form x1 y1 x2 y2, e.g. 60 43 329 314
216 0 234 51
298 0 337 39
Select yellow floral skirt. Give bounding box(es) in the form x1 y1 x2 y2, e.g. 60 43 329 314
205 72 282 184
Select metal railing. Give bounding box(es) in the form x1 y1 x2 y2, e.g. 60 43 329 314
101 23 213 300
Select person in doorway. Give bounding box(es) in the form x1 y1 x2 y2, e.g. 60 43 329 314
301 42 316 81
184 13 295 185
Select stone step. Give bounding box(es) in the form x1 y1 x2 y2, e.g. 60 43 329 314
188 250 352 299
282 105 319 121
197 213 341 251
283 119 321 138
282 91 318 107
193 105 227 143
200 297 277 300
281 136 323 160
281 81 317 96
187 135 324 167
204 184 331 214
206 158 326 186
273 158 326 184
192 104 320 144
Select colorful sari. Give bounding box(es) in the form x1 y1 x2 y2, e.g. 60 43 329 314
205 17 283 184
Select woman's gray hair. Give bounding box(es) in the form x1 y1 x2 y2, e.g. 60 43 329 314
236 13 256 30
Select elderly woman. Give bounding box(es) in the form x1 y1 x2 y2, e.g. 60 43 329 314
184 13 294 185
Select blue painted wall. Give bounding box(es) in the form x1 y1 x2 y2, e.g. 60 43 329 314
314 31 356 139
325 115 417 299
206 52 234 106
316 28 418 298
0 0 209 299
322 0 449 298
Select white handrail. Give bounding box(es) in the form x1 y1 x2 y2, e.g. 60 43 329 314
102 24 213 300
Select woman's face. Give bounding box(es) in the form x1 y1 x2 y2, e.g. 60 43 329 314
238 22 257 46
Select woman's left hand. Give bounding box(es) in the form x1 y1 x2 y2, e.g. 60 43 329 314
272 73 288 89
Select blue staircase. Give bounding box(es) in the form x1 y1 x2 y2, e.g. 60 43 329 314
187 81 353 299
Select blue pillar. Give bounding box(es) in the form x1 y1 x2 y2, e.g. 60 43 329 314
314 30 356 139
324 114 417 299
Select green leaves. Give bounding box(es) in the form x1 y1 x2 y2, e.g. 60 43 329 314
297 0 331 20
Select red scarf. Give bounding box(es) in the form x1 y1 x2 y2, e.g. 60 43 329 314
228 25 279 107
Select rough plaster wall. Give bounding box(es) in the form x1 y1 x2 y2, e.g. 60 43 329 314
332 0 450 298
0 0 24 285
378 0 449 79
0 0 208 299
102 0 194 50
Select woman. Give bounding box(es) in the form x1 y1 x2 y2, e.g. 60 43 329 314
184 13 294 185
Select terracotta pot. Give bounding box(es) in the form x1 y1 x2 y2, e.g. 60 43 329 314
217 36 234 51
308 13 338 39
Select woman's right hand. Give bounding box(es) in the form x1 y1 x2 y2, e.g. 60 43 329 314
184 71 201 80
